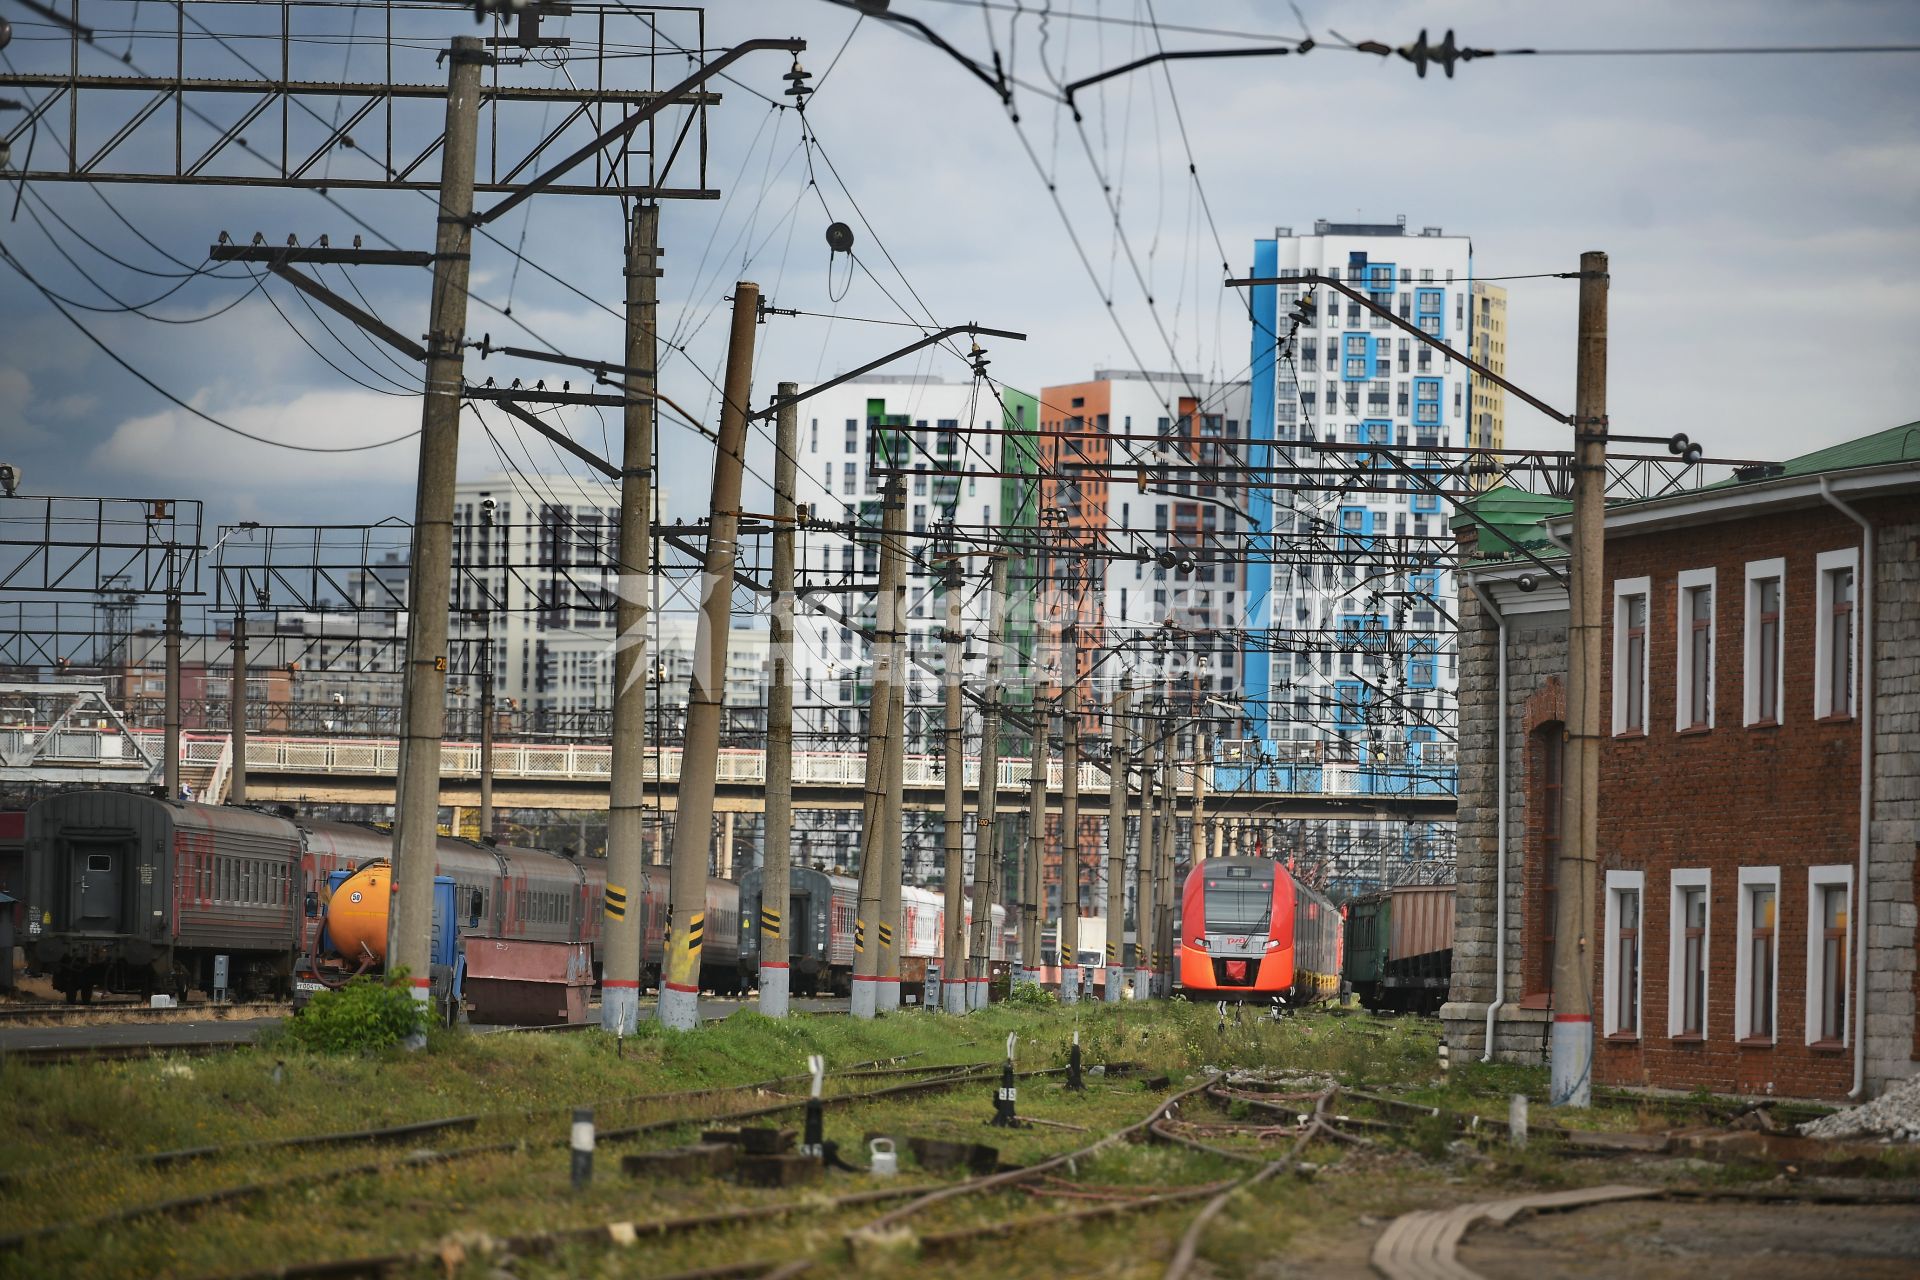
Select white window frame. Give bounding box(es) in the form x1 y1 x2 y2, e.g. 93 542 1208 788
1743 557 1786 726
1734 866 1781 1044
1814 547 1859 720
1805 865 1853 1047
1603 869 1645 1039
1611 576 1652 735
1667 869 1711 1039
1674 567 1717 732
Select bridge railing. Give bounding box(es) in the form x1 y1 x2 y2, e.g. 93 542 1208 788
153 732 1457 800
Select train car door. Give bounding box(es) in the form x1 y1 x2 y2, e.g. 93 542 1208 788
69 839 129 933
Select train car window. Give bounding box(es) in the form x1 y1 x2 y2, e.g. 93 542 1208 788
469 888 484 923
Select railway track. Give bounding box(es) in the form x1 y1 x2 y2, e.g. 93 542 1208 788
0 1000 288 1024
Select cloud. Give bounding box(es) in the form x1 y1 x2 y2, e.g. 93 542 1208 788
88 387 427 488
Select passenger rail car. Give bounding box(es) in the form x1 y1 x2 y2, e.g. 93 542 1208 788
738 868 1006 996
1176 856 1341 1002
24 791 740 1001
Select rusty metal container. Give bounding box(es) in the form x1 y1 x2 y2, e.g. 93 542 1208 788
1387 884 1455 961
463 937 592 1025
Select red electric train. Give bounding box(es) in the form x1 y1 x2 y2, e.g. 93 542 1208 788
1177 856 1341 1002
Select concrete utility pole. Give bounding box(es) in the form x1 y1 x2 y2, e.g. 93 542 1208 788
1156 726 1177 998
658 281 757 1031
760 380 798 1018
389 34 482 1012
1133 688 1157 999
1191 733 1209 870
941 562 967 1013
1105 677 1129 1002
228 612 247 804
967 554 1008 1010
851 472 905 1020
1021 701 1048 988
162 590 181 799
879 614 906 1012
477 611 494 842
1552 250 1609 1108
604 204 660 1033
1058 621 1082 1003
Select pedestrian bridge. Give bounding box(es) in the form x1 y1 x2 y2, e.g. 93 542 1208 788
6 719 1456 821
174 733 1456 821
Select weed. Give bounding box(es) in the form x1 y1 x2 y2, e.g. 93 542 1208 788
272 971 422 1054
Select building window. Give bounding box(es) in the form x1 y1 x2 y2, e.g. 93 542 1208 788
1612 576 1651 735
1675 568 1715 731
1604 870 1644 1038
1806 866 1852 1046
1744 558 1785 726
1814 548 1858 719
1735 867 1780 1044
1668 870 1709 1039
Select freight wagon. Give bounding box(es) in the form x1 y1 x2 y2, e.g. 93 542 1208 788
1343 882 1455 1014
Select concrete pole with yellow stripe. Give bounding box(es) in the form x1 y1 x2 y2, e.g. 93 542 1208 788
758 380 798 1018
657 281 756 1031
966 553 1008 1010
1105 677 1129 1002
940 559 969 1013
601 202 658 1035
851 471 905 1019
1133 690 1157 999
1057 620 1082 1004
878 625 907 1013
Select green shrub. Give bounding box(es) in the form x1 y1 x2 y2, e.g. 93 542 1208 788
1004 981 1059 1008
282 971 423 1054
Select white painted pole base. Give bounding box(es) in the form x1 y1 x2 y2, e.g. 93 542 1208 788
943 975 968 1015
1133 967 1154 1000
850 977 878 1019
601 985 640 1034
1104 965 1124 1003
876 977 901 1013
759 965 789 1018
969 977 990 1010
1058 968 1080 1004
1549 1018 1593 1107
1009 967 1033 990
656 984 700 1031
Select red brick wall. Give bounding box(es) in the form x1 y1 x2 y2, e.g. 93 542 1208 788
1595 501 1886 1099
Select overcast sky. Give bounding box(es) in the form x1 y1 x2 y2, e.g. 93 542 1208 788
3 0 1917 554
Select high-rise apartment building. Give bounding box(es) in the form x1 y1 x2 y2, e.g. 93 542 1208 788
1244 218 1472 764
788 374 1039 739
1037 370 1252 728
1470 282 1507 451
451 472 660 721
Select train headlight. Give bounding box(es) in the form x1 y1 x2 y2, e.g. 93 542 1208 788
1190 937 1206 949
1264 938 1281 950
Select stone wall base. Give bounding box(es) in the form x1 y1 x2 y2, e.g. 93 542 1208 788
1440 1001 1552 1067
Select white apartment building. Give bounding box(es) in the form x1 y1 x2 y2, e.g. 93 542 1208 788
1247 219 1470 758
1037 370 1252 743
451 472 653 722
788 374 1033 741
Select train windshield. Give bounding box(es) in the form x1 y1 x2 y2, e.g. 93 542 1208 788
1203 869 1274 933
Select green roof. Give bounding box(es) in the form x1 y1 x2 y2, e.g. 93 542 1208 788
1712 419 1920 486
1452 485 1571 564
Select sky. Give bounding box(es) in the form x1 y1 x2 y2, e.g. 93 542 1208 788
2 0 1917 577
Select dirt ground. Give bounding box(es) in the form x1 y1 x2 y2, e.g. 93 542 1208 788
1459 1198 1920 1280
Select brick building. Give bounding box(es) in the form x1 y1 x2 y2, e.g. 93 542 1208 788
1444 424 1920 1100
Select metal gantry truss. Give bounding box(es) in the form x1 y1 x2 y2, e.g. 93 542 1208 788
1 1 717 200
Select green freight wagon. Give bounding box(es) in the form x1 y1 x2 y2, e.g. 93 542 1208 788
1342 883 1454 1014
